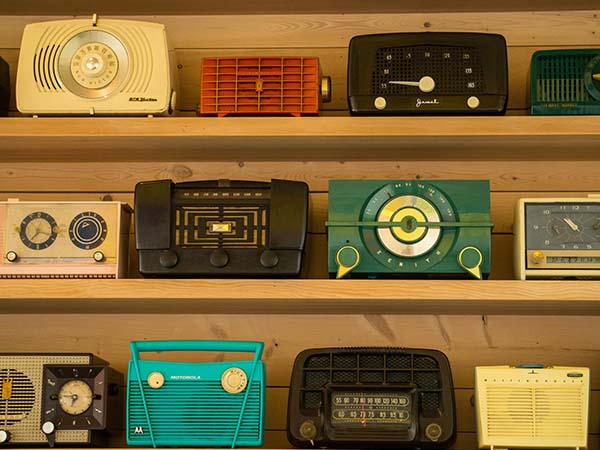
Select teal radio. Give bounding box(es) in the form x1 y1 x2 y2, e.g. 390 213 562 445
127 340 265 448
327 180 492 279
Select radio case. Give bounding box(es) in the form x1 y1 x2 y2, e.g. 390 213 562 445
531 49 600 115
287 347 456 449
327 180 492 279
0 353 121 447
347 32 508 115
126 340 265 448
135 179 309 277
475 365 590 450
0 57 8 116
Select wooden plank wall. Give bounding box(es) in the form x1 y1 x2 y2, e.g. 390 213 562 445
0 10 600 449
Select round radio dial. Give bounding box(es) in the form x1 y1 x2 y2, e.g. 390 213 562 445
147 372 165 389
69 212 107 250
71 42 118 90
221 368 248 394
58 380 93 416
19 212 58 250
425 423 442 441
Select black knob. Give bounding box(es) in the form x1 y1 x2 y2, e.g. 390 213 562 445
210 249 229 268
260 250 279 268
0 430 10 444
159 250 178 268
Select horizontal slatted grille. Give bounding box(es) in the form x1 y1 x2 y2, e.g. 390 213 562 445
128 380 262 443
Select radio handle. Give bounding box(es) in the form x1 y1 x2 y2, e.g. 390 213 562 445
130 340 264 360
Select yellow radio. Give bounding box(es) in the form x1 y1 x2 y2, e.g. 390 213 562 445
0 200 131 278
475 365 589 450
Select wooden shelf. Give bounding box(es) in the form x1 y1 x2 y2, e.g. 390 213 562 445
1 0 598 15
1 116 600 161
2 279 600 315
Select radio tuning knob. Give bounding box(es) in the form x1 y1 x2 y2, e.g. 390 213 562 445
531 250 545 264
458 246 483 279
467 96 480 109
159 250 178 268
260 250 279 268
0 430 10 444
374 97 387 110
5 251 17 263
221 368 248 394
210 249 229 268
147 372 165 389
93 251 105 262
41 421 55 435
425 423 442 441
299 420 317 442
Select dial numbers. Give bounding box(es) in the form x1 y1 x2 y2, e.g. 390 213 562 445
69 212 108 250
19 212 58 250
361 182 457 271
526 203 600 250
58 379 94 416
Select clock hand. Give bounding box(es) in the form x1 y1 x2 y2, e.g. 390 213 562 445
563 217 580 232
388 76 435 93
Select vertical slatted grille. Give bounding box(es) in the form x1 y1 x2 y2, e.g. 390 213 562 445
535 54 592 102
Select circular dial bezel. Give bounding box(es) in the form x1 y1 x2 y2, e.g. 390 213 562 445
19 212 58 250
57 379 94 416
361 181 457 272
58 30 129 99
68 211 108 250
584 54 600 101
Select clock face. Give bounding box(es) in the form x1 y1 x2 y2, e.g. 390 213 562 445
19 212 58 250
58 379 94 416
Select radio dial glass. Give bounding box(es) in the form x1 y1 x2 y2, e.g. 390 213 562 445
69 212 108 250
19 212 58 250
58 379 94 416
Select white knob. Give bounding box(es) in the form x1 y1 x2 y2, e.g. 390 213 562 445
5 251 17 262
147 372 165 389
419 76 436 93
467 96 480 109
374 97 387 110
0 430 9 443
42 421 55 435
93 251 105 262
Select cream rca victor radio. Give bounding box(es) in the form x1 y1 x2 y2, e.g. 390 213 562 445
514 197 600 279
0 201 131 278
475 365 590 450
16 15 176 116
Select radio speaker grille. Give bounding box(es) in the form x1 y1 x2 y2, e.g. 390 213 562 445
534 54 593 103
175 205 269 249
301 352 442 412
372 46 485 95
485 386 585 439
0 369 35 425
128 381 262 445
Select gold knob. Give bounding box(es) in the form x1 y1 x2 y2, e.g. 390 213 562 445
147 372 165 389
531 250 545 264
5 251 17 263
93 251 105 262
221 367 248 394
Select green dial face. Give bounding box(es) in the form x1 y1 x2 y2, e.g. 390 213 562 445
361 181 457 272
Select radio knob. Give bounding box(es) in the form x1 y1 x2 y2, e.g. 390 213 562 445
299 420 317 440
221 368 247 394
531 250 545 264
467 96 480 109
147 372 165 389
41 421 55 435
210 249 229 268
0 430 10 444
159 250 178 268
374 96 387 110
260 250 279 268
425 423 442 441
93 251 105 262
5 251 17 263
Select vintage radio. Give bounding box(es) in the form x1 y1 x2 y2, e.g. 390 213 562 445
0 200 131 278
514 197 600 279
347 32 508 115
475 365 590 450
200 57 331 116
0 353 122 446
16 15 176 116
327 180 492 279
531 49 600 115
135 179 308 277
0 56 8 116
287 347 456 449
127 340 265 448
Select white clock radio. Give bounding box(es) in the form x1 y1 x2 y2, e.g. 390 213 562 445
16 15 176 116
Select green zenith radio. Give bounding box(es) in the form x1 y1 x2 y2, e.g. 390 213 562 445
327 180 492 279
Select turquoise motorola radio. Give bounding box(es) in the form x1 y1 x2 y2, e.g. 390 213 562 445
327 180 492 279
127 340 265 448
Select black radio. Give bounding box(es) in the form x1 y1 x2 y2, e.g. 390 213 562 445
287 347 456 449
347 32 508 115
135 179 309 277
0 57 9 116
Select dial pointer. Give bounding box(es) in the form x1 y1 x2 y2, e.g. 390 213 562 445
389 76 435 93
